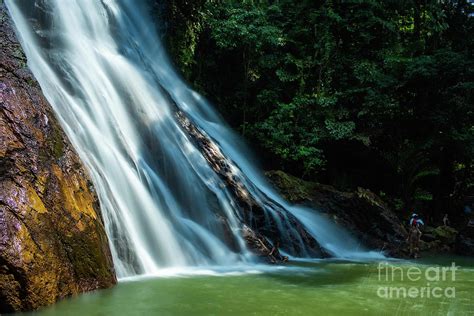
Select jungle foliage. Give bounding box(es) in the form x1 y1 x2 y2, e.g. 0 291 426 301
159 0 474 218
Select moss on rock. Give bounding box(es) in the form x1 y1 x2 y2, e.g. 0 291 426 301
432 226 458 244
0 3 116 312
265 170 315 203
266 170 408 257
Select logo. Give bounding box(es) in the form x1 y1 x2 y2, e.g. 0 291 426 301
376 261 457 299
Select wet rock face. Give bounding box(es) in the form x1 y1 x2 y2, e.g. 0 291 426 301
266 170 408 257
176 112 327 261
0 4 116 313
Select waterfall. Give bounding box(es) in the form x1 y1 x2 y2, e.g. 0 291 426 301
6 0 381 278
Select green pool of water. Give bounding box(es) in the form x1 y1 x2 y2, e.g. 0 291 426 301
26 257 474 315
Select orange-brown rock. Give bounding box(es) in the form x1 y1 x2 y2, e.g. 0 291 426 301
0 4 116 313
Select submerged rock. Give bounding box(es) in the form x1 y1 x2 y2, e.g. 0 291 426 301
0 4 116 312
266 170 408 257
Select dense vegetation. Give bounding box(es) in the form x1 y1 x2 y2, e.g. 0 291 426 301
158 0 474 222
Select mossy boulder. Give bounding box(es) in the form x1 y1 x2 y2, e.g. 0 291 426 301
0 4 116 312
431 226 458 244
265 170 315 203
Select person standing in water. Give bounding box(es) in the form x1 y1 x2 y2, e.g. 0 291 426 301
407 213 424 258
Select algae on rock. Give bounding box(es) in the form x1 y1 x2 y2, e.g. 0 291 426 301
0 3 116 312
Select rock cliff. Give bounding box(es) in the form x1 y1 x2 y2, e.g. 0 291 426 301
0 3 116 312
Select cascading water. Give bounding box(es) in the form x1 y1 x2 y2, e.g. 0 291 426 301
6 0 382 278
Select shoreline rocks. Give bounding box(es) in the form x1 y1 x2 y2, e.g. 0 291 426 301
266 170 408 257
266 170 474 258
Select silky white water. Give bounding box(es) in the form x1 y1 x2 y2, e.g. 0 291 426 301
6 0 382 278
